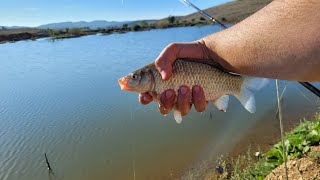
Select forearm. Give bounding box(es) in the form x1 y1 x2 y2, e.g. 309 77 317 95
201 0 320 81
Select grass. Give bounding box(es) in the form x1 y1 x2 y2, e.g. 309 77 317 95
214 113 320 179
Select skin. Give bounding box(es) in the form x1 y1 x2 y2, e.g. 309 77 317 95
139 0 320 116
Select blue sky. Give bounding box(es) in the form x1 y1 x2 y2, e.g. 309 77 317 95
0 0 231 27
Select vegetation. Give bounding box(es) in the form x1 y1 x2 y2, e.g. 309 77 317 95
122 23 128 28
131 24 141 31
0 0 272 43
168 16 175 24
213 113 320 179
140 20 148 27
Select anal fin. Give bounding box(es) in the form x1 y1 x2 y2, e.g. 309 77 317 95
212 95 229 112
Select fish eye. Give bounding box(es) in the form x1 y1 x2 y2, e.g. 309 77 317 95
131 74 138 79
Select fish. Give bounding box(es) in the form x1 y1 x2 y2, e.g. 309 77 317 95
118 59 268 123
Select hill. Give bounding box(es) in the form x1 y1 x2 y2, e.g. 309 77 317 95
175 0 272 24
37 20 156 29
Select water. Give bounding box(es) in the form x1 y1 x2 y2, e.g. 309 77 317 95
0 26 319 180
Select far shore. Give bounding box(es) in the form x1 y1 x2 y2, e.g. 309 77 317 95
1 0 272 44
0 21 214 44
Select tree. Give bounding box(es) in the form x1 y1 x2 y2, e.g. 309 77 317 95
1 26 6 30
140 20 148 27
69 28 82 36
131 24 141 31
168 16 175 23
199 17 206 21
122 24 128 28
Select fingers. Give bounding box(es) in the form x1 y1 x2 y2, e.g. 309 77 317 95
139 93 153 105
140 85 207 116
192 85 207 112
155 42 207 80
177 86 192 116
158 89 176 115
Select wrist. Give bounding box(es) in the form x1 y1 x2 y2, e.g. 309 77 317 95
197 37 238 74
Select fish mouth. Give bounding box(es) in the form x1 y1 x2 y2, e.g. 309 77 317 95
118 77 134 91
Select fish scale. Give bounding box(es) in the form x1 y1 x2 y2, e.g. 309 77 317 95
150 59 244 101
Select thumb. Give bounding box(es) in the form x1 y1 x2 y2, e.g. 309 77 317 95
155 42 207 80
156 58 173 80
155 43 177 80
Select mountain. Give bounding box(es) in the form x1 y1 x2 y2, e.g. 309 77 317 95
0 26 28 29
37 20 157 29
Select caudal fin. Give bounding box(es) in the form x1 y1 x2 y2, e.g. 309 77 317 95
234 87 256 113
243 77 269 91
234 77 268 113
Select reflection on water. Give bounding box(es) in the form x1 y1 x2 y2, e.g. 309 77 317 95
0 26 319 180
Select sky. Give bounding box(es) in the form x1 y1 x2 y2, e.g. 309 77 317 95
0 0 231 27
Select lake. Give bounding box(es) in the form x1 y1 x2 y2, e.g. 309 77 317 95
0 25 319 180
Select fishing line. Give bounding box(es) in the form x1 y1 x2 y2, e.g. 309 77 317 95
129 105 137 180
294 85 314 104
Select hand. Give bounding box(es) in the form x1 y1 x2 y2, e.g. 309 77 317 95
139 41 214 116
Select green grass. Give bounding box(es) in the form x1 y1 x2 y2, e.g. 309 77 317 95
215 113 320 179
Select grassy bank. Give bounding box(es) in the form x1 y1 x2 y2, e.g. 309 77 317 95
203 113 320 179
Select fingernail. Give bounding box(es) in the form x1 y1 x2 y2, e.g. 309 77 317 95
160 71 166 79
158 102 167 111
194 86 201 93
143 96 148 101
180 86 187 95
165 90 173 99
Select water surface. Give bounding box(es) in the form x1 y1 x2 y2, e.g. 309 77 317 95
0 26 319 180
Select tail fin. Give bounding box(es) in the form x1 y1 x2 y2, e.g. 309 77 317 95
243 77 269 91
234 77 268 113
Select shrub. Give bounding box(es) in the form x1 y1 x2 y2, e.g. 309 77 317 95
168 16 175 23
122 24 128 28
131 25 141 31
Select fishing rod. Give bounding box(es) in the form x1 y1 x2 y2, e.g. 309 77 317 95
179 0 320 98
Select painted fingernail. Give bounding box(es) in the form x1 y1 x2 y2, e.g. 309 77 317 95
165 90 173 99
194 86 201 93
180 86 188 95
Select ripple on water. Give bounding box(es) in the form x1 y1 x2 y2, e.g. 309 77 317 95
0 26 319 180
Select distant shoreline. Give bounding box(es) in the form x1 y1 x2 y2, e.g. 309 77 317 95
0 0 272 44
0 21 212 44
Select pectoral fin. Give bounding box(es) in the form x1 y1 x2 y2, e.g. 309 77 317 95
173 109 182 124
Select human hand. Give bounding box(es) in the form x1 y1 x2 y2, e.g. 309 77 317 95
139 41 216 116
